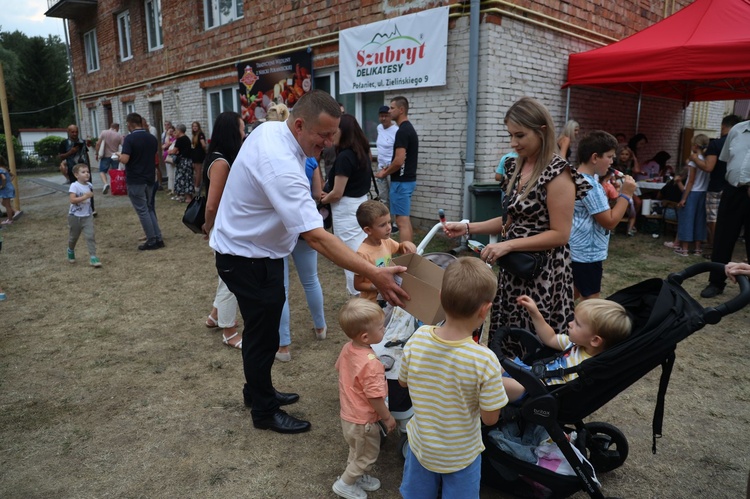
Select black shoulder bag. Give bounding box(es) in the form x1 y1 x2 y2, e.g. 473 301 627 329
496 173 549 280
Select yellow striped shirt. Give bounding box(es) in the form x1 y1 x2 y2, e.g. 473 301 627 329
398 326 508 473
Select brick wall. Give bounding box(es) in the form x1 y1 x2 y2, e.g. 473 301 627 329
70 0 734 228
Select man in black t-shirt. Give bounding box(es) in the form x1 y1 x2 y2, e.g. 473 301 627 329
58 124 89 184
375 96 418 243
115 112 164 251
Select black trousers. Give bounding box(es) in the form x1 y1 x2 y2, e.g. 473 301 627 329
215 253 285 421
709 185 750 287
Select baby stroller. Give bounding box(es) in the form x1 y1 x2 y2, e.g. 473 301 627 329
372 222 459 457
481 262 750 498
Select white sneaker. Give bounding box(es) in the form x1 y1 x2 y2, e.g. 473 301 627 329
102 184 110 195
356 474 381 492
332 478 366 499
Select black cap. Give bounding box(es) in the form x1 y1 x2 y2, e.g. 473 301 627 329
378 105 390 114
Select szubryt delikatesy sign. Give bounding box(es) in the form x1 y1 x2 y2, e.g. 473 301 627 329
339 7 448 94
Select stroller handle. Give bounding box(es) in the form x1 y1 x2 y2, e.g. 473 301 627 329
415 220 469 256
668 262 750 324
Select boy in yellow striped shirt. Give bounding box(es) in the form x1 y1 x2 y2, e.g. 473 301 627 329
398 257 508 498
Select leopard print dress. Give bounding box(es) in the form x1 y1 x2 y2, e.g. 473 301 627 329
489 154 591 356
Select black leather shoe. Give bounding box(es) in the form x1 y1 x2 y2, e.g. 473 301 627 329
253 410 311 434
700 284 724 298
244 390 299 408
138 240 161 251
155 240 165 248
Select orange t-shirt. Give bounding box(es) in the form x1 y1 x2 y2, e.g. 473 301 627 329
356 238 403 302
335 342 387 424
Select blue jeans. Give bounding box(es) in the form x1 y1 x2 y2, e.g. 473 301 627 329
127 183 162 242
677 190 707 243
400 443 481 499
279 238 326 346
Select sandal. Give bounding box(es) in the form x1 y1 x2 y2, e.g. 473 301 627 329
206 315 219 328
674 247 689 257
663 241 677 249
222 332 242 349
694 249 703 256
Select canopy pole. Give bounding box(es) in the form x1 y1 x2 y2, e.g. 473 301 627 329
461 0 480 228
635 84 643 133
677 86 690 166
564 87 570 122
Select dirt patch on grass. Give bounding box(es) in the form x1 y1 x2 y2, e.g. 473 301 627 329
1 177 749 498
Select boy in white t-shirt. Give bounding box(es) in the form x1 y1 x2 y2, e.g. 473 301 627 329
67 164 101 267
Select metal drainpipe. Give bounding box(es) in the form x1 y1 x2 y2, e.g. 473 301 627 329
461 0 480 247
63 19 80 130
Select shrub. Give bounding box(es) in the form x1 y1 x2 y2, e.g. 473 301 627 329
35 135 64 162
0 134 23 163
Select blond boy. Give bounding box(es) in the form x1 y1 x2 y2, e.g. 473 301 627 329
502 296 631 402
398 258 508 498
333 298 396 499
354 200 416 302
67 164 102 267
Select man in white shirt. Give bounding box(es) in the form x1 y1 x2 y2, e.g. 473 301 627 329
210 90 408 434
375 105 398 208
702 119 750 298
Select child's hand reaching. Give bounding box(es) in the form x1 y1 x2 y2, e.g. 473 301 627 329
516 295 540 315
401 241 417 254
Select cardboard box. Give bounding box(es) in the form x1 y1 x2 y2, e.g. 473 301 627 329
391 253 446 324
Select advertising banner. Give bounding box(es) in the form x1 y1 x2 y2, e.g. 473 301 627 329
236 50 313 125
339 7 449 94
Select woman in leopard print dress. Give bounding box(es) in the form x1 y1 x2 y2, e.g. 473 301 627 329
444 97 590 355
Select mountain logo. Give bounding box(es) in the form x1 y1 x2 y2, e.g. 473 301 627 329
356 25 426 68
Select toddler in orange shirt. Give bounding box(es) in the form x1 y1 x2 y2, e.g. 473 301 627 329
354 200 416 302
333 298 397 499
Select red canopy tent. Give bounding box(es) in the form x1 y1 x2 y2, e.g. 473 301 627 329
563 0 750 103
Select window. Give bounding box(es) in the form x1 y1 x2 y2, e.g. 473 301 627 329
207 86 240 134
145 0 163 51
83 30 99 73
204 0 243 30
124 101 136 117
89 108 99 140
117 11 133 61
314 70 384 144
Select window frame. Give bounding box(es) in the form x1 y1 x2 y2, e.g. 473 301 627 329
204 0 244 30
117 10 133 61
206 86 241 135
83 29 100 73
124 102 136 117
89 108 100 140
145 0 164 51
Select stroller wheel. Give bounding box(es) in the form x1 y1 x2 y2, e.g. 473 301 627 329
399 433 409 460
583 422 629 473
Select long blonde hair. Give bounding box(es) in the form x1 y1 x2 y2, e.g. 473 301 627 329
504 97 557 200
559 119 579 140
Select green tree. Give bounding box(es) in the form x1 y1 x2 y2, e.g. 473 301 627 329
0 29 74 134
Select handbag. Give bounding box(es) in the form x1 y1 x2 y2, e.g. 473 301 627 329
369 163 380 201
183 182 207 234
495 169 549 280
